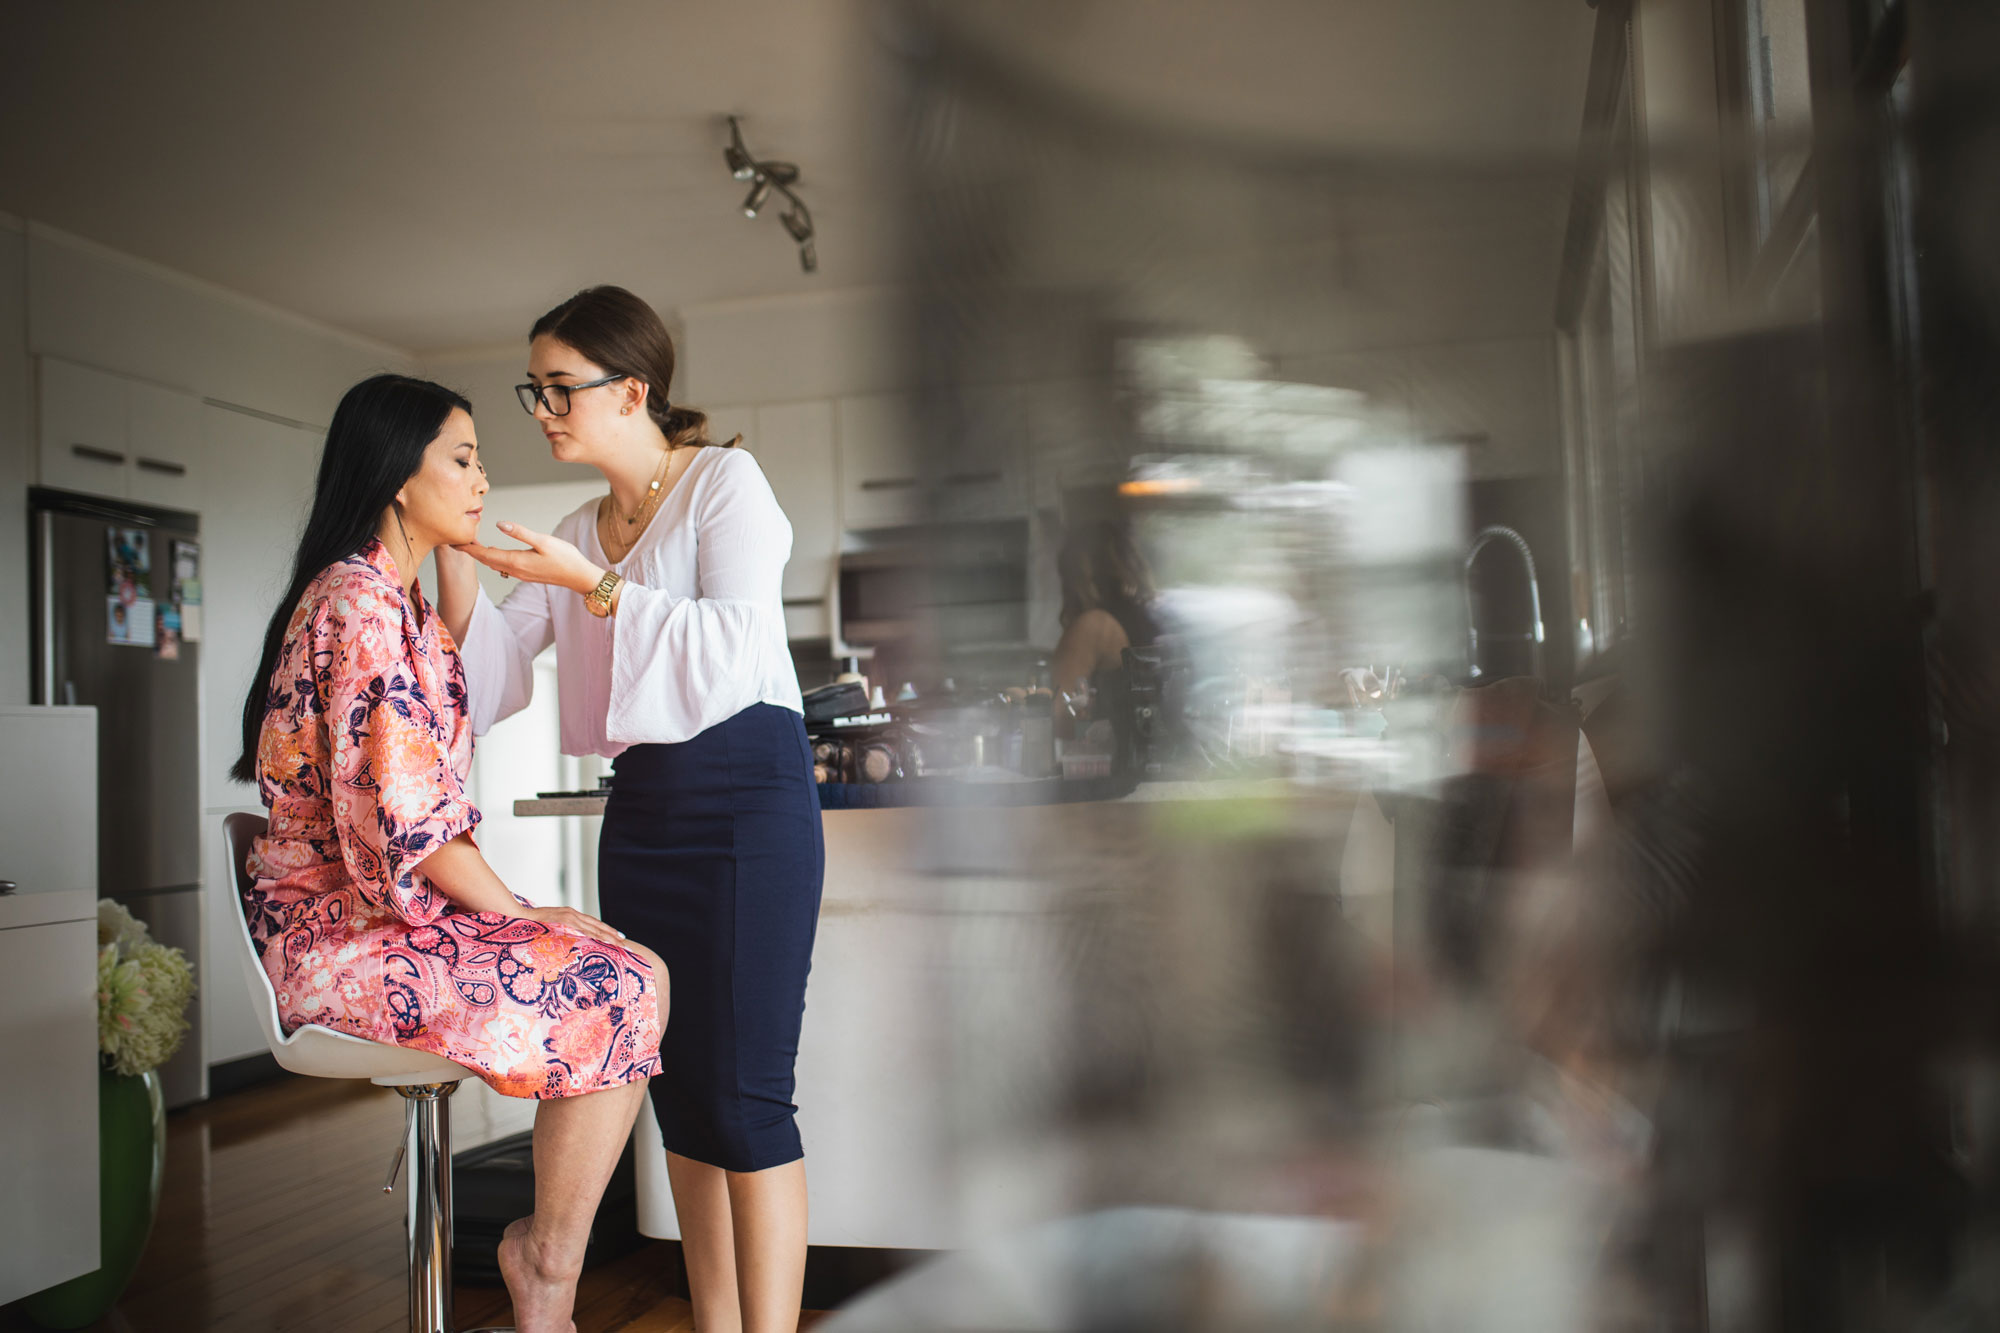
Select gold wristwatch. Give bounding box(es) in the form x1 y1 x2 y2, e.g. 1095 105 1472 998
583 569 624 618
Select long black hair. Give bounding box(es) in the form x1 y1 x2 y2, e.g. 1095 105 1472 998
231 373 472 784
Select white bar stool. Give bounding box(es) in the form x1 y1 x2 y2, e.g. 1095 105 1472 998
224 813 511 1333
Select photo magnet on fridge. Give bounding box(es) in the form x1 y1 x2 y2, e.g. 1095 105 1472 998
106 527 154 645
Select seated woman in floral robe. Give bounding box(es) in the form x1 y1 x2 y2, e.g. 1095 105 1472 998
244 535 660 1097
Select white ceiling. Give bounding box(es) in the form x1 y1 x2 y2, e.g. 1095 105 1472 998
4 0 897 353
936 0 1597 162
3 0 1594 355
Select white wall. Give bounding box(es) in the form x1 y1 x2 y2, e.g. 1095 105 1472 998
195 405 323 1063
678 288 908 405
25 224 405 428
420 346 568 486
1281 335 1561 480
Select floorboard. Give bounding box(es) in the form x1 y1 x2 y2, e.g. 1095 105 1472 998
1 1074 830 1332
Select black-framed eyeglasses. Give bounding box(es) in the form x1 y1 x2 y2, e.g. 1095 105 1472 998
515 374 625 417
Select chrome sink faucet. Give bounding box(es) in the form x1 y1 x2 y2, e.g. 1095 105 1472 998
1464 524 1545 681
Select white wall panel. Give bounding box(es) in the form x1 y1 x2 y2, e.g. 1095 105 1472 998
27 225 405 428
197 405 320 1065
421 349 572 487
746 400 839 604
679 289 906 406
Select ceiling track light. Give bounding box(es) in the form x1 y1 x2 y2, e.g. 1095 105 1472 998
724 115 818 276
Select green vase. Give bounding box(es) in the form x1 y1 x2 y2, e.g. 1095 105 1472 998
21 1068 166 1330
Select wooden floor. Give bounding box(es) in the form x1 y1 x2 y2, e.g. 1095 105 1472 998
2 1073 827 1332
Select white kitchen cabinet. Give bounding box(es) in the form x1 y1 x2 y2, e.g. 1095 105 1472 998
0 909 101 1304
37 357 130 498
126 380 205 511
0 707 101 1304
836 392 922 530
747 400 839 607
934 383 1027 522
37 357 206 508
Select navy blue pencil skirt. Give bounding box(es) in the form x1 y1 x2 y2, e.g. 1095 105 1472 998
598 703 825 1173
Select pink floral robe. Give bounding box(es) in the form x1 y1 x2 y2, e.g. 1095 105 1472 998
244 539 661 1099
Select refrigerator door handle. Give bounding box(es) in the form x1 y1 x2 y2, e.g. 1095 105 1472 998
35 511 54 706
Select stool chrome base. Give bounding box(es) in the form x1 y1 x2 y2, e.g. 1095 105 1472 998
387 1081 514 1333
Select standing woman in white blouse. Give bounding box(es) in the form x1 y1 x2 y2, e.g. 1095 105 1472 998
435 286 821 1333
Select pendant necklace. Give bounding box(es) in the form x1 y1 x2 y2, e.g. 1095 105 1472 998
601 447 679 561
617 447 672 527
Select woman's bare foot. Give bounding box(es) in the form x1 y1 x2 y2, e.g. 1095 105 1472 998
497 1215 580 1333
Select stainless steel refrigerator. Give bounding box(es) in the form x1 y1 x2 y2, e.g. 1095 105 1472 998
32 486 205 1107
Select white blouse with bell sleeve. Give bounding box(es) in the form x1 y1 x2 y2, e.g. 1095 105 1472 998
459 445 803 757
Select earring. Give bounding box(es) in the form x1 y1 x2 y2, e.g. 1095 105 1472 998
622 407 631 415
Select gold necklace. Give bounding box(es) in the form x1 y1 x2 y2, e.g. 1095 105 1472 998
613 447 672 527
599 448 683 561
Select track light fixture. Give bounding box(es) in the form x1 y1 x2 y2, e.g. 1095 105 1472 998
723 115 818 275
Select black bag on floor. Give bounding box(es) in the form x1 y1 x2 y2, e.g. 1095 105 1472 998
451 1130 644 1284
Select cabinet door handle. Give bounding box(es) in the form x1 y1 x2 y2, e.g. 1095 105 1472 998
71 444 127 466
136 457 189 477
859 477 920 491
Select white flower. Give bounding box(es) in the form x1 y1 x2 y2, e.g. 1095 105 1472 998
378 769 431 818
482 1014 537 1072
94 899 192 1077
97 899 149 953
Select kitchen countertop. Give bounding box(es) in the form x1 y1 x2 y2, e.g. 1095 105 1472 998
513 774 1314 817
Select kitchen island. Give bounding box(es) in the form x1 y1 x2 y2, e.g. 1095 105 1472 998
516 777 1368 1253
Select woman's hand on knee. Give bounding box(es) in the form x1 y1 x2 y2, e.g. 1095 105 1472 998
524 904 628 948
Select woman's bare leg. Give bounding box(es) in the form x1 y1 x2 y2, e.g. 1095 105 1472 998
498 1079 648 1333
669 1151 745 1333
727 1158 808 1333
501 941 665 1333
666 1152 808 1333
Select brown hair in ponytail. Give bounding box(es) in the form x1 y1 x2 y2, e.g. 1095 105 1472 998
529 285 737 449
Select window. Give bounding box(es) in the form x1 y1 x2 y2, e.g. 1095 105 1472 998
1742 0 1815 248
1559 44 1647 662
